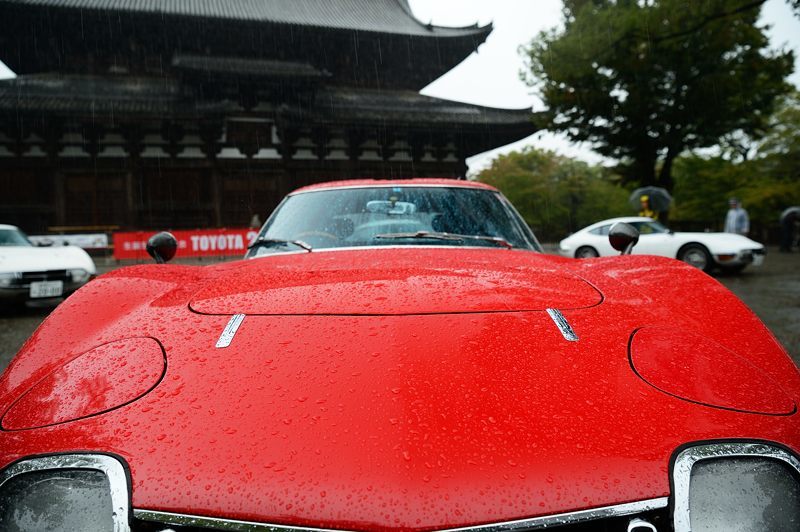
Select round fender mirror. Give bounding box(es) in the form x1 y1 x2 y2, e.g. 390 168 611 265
146 231 178 264
609 222 639 255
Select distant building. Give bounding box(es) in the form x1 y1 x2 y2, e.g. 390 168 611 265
0 0 538 231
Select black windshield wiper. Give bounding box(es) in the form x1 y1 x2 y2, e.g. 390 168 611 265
248 237 312 252
374 231 513 248
447 233 514 249
374 231 464 242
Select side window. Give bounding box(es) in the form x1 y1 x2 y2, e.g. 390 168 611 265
630 222 656 234
588 224 611 236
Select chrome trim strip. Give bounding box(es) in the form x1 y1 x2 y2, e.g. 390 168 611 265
439 498 668 532
135 498 668 532
248 245 532 259
134 509 345 532
216 313 245 348
673 442 800 532
0 454 131 532
289 183 490 196
546 308 579 342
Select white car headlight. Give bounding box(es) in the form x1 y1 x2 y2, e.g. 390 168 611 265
0 272 19 288
0 455 129 532
674 443 800 532
68 268 91 284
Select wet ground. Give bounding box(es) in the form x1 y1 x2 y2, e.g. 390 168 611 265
0 249 798 373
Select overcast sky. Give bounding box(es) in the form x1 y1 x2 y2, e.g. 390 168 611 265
408 0 800 173
1 0 797 173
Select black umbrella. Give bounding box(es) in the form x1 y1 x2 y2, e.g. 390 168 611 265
780 206 800 223
629 186 672 212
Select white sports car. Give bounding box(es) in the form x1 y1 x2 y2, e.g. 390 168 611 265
0 224 96 307
558 217 766 272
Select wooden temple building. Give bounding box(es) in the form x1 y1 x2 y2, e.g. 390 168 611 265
0 0 538 231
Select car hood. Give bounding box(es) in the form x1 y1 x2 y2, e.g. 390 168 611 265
1 252 798 531
190 248 603 315
675 231 764 248
0 245 95 273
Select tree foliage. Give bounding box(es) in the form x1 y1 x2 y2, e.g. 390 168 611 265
476 147 629 241
672 92 800 227
522 0 794 191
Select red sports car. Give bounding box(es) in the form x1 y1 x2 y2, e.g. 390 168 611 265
1 179 798 531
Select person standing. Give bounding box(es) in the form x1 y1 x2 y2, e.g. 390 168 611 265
639 195 656 219
724 198 749 235
780 207 800 252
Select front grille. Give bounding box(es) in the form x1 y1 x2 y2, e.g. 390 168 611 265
11 270 70 287
132 505 671 532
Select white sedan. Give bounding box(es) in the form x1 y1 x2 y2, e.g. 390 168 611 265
558 217 765 272
0 224 96 307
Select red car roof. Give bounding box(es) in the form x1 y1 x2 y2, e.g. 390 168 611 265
290 178 499 194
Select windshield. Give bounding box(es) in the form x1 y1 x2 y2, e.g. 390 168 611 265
0 228 33 247
247 186 540 256
629 221 670 234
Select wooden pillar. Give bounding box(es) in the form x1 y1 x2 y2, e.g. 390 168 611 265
123 126 145 229
44 121 66 227
210 167 222 227
52 170 66 227
200 121 223 227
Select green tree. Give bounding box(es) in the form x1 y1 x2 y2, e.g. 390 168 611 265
477 147 629 241
671 92 800 230
522 0 794 192
671 154 800 230
755 91 800 178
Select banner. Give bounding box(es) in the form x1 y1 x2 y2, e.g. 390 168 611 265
113 228 258 260
29 234 110 249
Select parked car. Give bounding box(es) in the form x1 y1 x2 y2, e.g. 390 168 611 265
1 180 798 532
0 224 96 308
558 216 766 272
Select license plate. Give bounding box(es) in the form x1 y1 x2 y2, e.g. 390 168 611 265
29 280 64 298
753 254 764 266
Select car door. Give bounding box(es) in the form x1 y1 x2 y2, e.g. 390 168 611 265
628 221 674 257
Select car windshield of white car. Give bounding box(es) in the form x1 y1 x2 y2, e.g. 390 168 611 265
630 221 670 234
0 229 33 247
248 186 539 255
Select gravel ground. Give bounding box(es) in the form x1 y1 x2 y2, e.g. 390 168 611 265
1 249 798 373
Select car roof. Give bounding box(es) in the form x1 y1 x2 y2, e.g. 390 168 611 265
290 178 499 195
0 224 20 230
582 216 656 230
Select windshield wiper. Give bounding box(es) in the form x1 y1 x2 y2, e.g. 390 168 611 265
248 237 313 252
374 231 513 248
375 231 464 242
448 233 514 249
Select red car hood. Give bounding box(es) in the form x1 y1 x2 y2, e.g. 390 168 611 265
1 249 798 531
189 248 602 315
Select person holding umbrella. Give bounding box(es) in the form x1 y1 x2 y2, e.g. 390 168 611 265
639 195 656 219
629 187 672 221
780 206 800 252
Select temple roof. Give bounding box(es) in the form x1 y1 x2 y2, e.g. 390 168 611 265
172 55 329 80
0 75 535 124
312 87 535 128
2 0 491 38
0 74 539 153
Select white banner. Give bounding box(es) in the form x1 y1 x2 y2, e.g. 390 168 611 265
29 234 110 249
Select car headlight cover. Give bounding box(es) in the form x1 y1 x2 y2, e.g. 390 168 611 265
0 454 129 532
1 337 166 430
69 268 91 284
0 272 19 288
674 442 800 532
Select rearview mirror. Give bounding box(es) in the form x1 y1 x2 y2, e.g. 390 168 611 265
609 222 639 255
146 232 178 264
